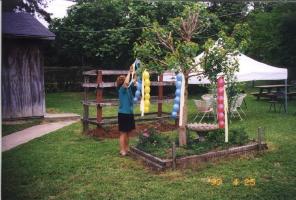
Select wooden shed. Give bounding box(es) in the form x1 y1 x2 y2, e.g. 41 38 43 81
2 12 55 119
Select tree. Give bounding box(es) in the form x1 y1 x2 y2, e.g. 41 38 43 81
47 0 190 68
2 0 51 22
134 4 247 146
246 3 296 79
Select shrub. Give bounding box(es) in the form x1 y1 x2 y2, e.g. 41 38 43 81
206 129 225 146
229 127 249 145
136 128 171 152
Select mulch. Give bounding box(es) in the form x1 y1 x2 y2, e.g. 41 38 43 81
87 120 177 139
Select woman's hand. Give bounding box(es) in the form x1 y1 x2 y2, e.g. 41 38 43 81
129 65 134 73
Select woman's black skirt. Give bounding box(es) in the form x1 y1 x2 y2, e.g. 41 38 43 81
118 113 135 132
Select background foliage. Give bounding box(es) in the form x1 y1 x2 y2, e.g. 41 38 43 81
4 1 296 91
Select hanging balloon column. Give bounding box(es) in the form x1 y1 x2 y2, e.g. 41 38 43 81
171 73 182 119
133 60 142 103
217 76 225 128
142 70 151 113
133 80 142 103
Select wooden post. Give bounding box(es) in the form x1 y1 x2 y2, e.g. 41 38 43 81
84 76 89 102
96 70 103 125
83 104 89 133
258 127 265 151
82 75 89 133
172 142 176 170
158 74 163 117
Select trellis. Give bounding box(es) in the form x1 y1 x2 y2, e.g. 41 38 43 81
81 69 177 132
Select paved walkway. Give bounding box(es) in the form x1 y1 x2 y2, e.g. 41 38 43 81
2 120 78 152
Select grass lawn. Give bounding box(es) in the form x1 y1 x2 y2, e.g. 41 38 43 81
2 91 296 199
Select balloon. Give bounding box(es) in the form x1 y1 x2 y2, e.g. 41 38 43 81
135 90 141 97
144 106 149 113
217 77 224 87
137 82 142 90
218 87 224 95
219 120 225 128
217 104 224 112
176 81 182 89
171 111 177 118
217 96 224 104
174 96 180 104
175 89 181 96
143 71 150 79
173 103 179 111
176 73 182 81
144 100 150 107
144 79 150 86
133 97 138 102
144 87 150 93
145 93 150 100
218 112 225 120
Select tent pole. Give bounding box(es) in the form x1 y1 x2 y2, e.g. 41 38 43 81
285 79 288 113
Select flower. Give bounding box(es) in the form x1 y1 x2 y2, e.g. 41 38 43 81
143 132 150 138
142 129 149 137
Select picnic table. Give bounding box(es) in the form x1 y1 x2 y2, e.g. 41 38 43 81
252 84 294 100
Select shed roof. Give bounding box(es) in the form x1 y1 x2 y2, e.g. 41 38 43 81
2 12 55 40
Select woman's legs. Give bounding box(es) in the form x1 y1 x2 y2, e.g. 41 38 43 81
119 132 127 155
125 132 130 152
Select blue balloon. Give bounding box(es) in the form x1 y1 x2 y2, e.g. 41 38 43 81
174 96 180 104
171 111 177 119
135 90 141 97
176 73 182 81
173 103 179 112
176 81 182 89
175 89 181 96
137 82 142 90
133 97 138 102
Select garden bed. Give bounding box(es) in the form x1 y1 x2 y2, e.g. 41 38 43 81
87 120 177 139
130 142 268 171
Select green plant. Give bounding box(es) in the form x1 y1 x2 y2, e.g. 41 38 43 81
229 127 249 145
206 129 225 145
136 128 171 152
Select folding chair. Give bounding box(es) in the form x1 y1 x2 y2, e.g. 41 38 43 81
230 94 246 120
193 99 214 123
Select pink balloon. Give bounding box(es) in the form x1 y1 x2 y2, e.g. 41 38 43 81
219 120 225 128
217 104 224 112
217 96 224 104
218 112 225 120
217 77 224 87
218 87 224 95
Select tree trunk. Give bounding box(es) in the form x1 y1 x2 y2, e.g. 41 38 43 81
179 75 188 146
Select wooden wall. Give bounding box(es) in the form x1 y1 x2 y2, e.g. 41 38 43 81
2 39 45 119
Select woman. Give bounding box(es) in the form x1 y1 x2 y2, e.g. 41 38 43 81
116 66 136 156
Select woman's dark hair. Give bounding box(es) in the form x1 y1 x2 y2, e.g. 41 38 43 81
116 75 126 87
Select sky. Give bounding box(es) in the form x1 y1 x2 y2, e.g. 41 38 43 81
38 0 76 26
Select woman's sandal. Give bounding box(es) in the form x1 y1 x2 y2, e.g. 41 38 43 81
119 151 127 156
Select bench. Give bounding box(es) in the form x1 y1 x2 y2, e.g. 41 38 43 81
288 92 296 100
251 92 271 100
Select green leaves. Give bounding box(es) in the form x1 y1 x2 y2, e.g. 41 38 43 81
48 0 191 68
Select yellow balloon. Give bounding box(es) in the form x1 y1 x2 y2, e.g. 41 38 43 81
144 106 149 113
144 86 150 93
145 93 150 100
144 100 150 106
144 79 150 86
143 71 150 79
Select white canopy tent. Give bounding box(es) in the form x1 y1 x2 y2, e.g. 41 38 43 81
163 53 288 111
